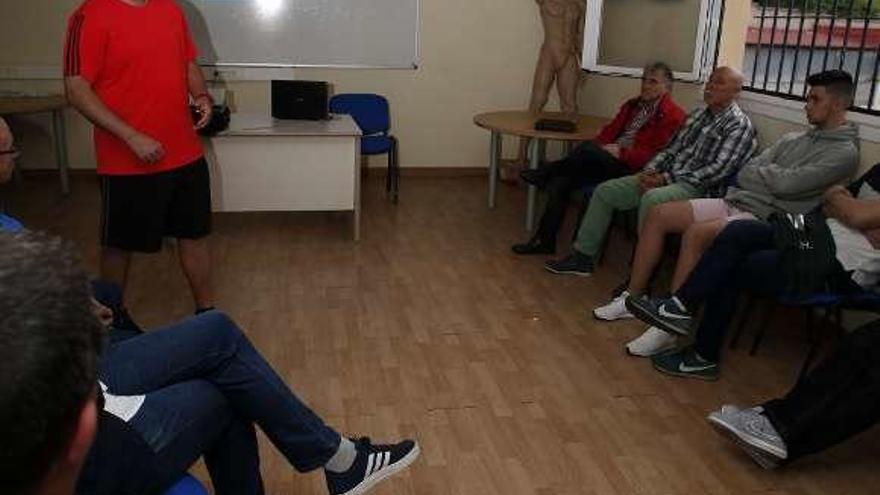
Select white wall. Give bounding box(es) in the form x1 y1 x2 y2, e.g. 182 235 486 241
1 0 555 170
3 0 879 173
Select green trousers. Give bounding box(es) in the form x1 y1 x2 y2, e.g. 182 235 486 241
572 175 700 257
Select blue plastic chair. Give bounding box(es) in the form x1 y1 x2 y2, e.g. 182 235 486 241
329 94 399 203
164 474 209 495
731 289 880 380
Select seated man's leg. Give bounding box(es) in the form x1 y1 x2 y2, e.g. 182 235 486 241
99 311 341 472
635 182 701 229
670 201 758 292
624 221 775 356
106 380 263 495
691 248 783 362
648 247 784 380
597 197 726 321
98 311 418 493
573 175 643 257
546 174 639 262
669 219 728 292
626 201 700 296
521 140 589 187
546 175 642 275
708 320 880 468
761 320 880 461
521 144 631 253
675 221 775 308
533 141 612 180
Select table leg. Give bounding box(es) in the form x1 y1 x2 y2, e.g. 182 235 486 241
353 142 361 241
488 131 500 209
51 109 70 195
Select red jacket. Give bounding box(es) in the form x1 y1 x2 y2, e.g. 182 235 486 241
595 93 686 172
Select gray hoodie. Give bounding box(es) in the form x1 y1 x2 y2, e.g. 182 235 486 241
726 121 859 219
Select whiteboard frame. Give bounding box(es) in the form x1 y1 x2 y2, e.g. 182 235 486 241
581 0 723 82
188 0 420 71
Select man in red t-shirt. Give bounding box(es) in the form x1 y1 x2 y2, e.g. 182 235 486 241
64 0 215 312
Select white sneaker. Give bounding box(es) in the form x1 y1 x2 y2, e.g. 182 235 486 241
593 291 634 321
625 326 679 357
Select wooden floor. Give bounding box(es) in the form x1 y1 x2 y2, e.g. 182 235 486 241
6 174 880 495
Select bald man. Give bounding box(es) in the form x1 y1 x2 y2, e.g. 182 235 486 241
546 67 758 277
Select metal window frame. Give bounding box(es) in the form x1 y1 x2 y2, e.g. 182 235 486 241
744 0 880 116
581 0 724 82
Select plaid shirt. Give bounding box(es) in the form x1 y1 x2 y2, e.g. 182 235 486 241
645 102 757 197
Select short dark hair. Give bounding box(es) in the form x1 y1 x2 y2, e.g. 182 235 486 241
0 232 103 495
807 70 855 106
645 61 674 86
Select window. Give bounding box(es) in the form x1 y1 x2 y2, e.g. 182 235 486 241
745 0 880 114
581 0 723 82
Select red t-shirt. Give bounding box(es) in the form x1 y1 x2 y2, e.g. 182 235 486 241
64 0 203 176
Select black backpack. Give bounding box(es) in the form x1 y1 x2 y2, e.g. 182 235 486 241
768 210 838 296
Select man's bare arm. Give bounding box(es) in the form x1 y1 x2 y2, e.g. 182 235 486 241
64 76 165 163
825 194 880 231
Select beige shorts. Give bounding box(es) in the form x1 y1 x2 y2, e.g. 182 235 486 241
689 198 757 223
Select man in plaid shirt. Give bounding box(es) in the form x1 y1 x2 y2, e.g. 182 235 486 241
546 66 758 277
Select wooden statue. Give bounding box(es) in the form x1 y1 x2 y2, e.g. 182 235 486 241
502 0 587 182
531 0 585 115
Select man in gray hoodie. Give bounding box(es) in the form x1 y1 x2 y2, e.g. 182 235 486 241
593 70 859 329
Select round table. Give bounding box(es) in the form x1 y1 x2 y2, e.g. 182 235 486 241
474 110 609 231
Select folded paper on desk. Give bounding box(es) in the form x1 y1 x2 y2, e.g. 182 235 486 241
534 119 576 133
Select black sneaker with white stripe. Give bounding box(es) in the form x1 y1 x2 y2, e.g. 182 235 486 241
325 437 420 495
625 295 693 336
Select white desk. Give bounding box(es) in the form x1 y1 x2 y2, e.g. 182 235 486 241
206 113 362 240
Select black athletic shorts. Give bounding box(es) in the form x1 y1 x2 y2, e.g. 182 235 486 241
100 158 212 253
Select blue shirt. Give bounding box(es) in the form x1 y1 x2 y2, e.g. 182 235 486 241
0 213 23 233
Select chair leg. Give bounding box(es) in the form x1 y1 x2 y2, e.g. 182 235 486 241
749 300 777 356
385 151 392 193
729 294 754 350
833 307 844 339
388 137 399 204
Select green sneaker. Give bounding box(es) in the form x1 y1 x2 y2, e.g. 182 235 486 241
651 347 719 381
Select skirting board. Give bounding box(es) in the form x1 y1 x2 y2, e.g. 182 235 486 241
19 167 487 178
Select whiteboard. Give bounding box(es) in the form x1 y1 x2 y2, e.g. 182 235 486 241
179 0 419 68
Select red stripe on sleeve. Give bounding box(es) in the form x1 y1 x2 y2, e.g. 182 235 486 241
64 13 85 77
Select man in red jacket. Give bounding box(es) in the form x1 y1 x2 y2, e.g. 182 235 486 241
514 62 686 255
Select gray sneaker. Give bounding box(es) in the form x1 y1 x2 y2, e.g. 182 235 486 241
707 405 788 469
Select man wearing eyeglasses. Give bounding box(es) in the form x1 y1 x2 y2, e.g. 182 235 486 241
0 117 24 233
63 0 215 314
0 116 18 179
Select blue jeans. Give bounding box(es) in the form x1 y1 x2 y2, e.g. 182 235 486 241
676 220 857 362
675 220 783 362
97 311 341 495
